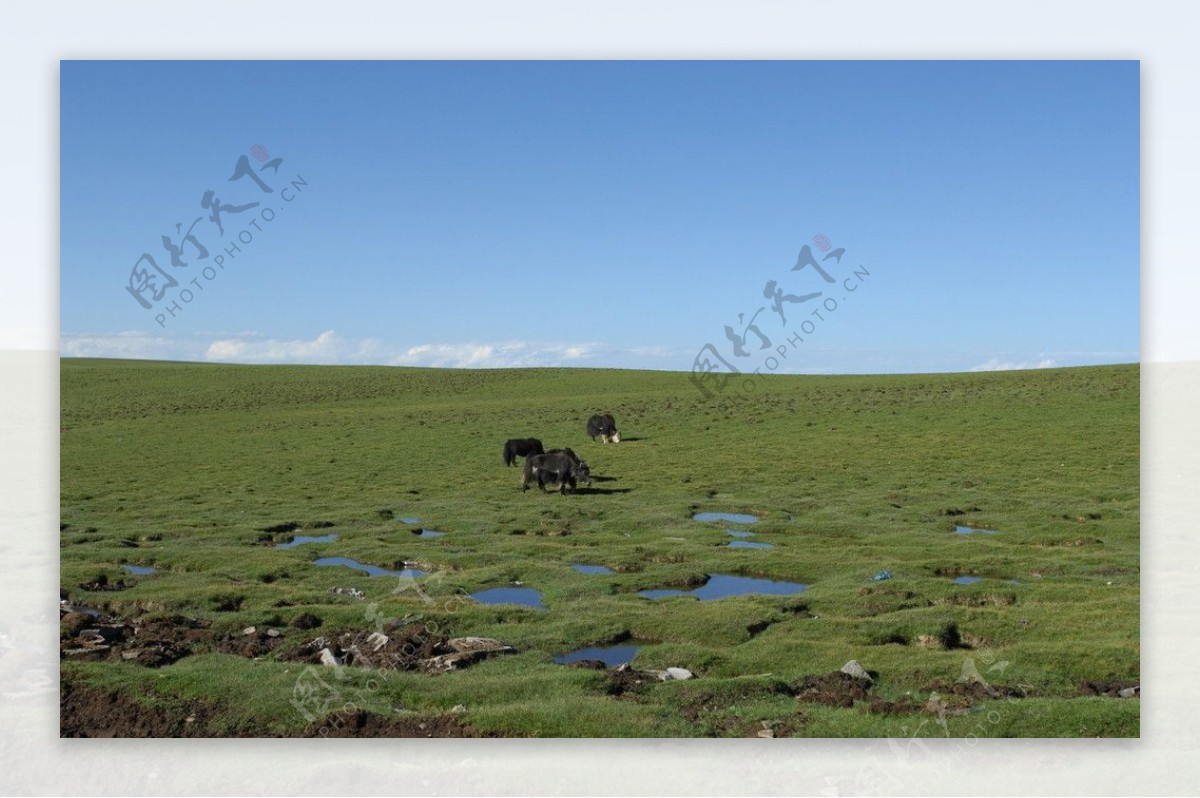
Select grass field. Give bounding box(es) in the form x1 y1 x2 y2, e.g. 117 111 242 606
59 359 1139 737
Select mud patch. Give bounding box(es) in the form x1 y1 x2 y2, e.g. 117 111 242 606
286 625 515 674
302 710 490 738
61 681 219 737
1078 679 1140 698
78 574 131 592
789 671 874 708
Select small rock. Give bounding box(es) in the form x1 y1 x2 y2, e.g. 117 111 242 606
1118 686 1140 698
756 728 775 738
366 632 389 651
450 704 467 713
185 715 196 724
266 628 281 638
665 667 694 681
840 660 873 682
319 647 341 667
242 626 256 636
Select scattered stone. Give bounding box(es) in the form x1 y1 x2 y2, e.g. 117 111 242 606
266 628 281 638
1118 686 1140 698
242 626 257 636
663 667 694 681
319 648 341 667
450 704 467 714
840 660 873 682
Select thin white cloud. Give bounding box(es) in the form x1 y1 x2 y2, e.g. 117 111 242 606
204 330 343 364
389 340 601 369
970 357 1058 372
60 331 202 361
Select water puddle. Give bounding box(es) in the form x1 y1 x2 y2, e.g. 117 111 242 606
121 564 157 575
398 517 421 525
725 541 774 550
955 526 998 535
953 576 983 585
314 557 426 578
553 643 642 667
726 529 756 538
573 564 615 575
693 512 758 525
470 587 545 609
410 528 446 539
640 573 806 601
276 534 338 549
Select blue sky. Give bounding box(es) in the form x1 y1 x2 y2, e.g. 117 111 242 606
60 60 1139 373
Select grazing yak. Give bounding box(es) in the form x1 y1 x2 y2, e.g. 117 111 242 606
502 437 545 467
586 413 620 443
522 450 593 494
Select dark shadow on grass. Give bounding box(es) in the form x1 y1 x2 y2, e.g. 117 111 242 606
617 436 648 442
588 475 620 483
571 487 634 496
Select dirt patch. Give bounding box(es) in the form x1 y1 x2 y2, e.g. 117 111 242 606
866 699 925 715
301 710 491 738
1078 679 1139 697
855 587 930 615
285 624 515 674
923 678 1029 700
933 593 1017 607
941 506 982 517
61 681 219 737
789 671 874 708
78 575 131 592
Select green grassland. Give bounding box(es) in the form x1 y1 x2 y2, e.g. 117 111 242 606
60 359 1139 737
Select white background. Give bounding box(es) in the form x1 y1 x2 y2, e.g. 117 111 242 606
2 1 1196 794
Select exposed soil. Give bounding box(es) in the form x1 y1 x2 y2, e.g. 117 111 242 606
1078 679 1140 697
60 681 220 738
789 671 875 708
302 710 490 738
923 678 1029 700
61 680 497 738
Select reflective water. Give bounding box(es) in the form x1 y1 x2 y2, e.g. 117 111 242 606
410 529 446 538
725 541 774 550
470 587 545 609
573 564 615 575
693 512 759 524
399 517 421 525
553 643 641 667
276 534 338 549
313 557 426 578
640 573 806 601
953 576 983 585
121 564 157 575
955 526 998 535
